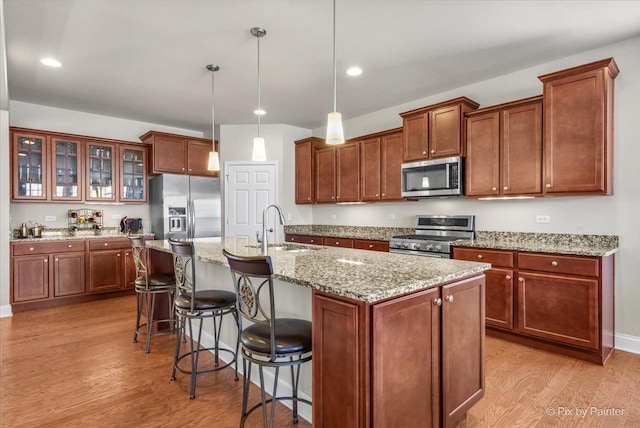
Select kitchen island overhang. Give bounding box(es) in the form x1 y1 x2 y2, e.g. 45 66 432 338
146 237 490 427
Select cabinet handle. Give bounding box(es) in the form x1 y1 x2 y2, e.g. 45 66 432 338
430 149 436 154
518 278 524 282
504 186 509 191
445 295 454 303
477 254 483 259
104 243 108 246
29 247 34 251
335 242 340 245
492 187 497 192
337 196 340 199
307 197 311 201
310 239 315 243
382 193 386 197
44 258 48 262
189 168 192 172
68 244 72 248
546 184 552 188
290 238 294 241
505 275 511 280
376 193 379 197
369 244 373 248
422 150 427 155
551 261 558 267
126 252 131 256
182 168 185 171
331 196 334 199
433 298 442 306
117 253 121 257
55 258 59 262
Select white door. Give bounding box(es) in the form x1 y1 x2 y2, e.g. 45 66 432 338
224 161 278 245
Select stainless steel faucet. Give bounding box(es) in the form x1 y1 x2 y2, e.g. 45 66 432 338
261 204 286 254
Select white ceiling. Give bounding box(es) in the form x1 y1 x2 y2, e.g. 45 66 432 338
4 0 640 133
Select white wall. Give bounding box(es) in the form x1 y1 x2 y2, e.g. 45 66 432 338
309 36 640 340
1 0 11 314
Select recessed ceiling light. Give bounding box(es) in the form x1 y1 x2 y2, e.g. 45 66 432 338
41 58 62 67
346 66 362 76
254 109 266 115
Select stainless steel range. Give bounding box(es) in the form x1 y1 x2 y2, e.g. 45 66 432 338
389 215 475 258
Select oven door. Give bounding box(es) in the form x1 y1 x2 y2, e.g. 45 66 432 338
401 156 463 197
389 248 451 258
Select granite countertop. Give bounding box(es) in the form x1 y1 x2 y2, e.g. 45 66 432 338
146 237 490 303
284 225 413 241
452 231 619 257
10 227 153 243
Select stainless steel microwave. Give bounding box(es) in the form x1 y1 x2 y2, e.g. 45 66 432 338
401 156 464 198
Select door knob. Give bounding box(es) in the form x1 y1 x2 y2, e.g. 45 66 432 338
445 295 454 303
546 184 552 188
430 149 436 154
433 298 442 306
505 275 511 280
551 261 558 267
477 254 483 259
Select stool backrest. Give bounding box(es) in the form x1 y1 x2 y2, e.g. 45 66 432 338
129 236 149 288
168 239 197 313
222 249 277 358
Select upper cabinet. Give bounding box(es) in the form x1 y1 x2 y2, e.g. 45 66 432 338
358 129 405 202
400 97 479 162
294 137 320 204
140 131 218 177
538 58 619 196
314 146 337 204
465 96 543 197
10 127 147 204
313 142 360 204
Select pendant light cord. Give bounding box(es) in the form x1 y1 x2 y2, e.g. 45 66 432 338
332 0 337 113
257 34 261 137
211 70 215 147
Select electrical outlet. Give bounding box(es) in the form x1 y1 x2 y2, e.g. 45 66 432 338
112 214 122 220
45 216 56 222
536 215 551 224
330 214 337 220
387 214 396 220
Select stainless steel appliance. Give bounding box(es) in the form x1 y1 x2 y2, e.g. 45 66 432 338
389 215 475 258
149 174 222 239
401 156 463 198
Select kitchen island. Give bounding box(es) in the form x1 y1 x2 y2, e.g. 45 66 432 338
146 237 490 427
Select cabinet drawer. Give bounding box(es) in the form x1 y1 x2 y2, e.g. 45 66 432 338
89 239 131 251
13 240 86 256
453 248 514 268
354 239 390 252
285 234 324 245
324 237 355 248
518 253 599 277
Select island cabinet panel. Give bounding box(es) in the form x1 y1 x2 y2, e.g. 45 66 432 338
372 287 441 428
539 58 618 195
314 147 337 203
53 252 86 297
12 255 50 302
380 131 404 201
295 139 315 204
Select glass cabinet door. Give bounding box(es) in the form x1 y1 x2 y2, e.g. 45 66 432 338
51 136 83 201
13 132 48 200
86 142 117 201
120 144 147 202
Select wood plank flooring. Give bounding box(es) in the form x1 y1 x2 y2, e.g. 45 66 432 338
1 295 639 427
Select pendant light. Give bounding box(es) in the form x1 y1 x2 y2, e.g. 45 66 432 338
206 64 221 171
326 0 345 145
251 27 267 161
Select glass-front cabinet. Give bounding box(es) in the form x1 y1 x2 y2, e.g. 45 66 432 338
51 136 83 201
12 131 48 200
119 144 147 202
86 142 117 202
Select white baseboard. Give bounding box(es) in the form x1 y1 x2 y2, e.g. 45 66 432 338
615 333 640 355
0 305 13 318
186 328 313 424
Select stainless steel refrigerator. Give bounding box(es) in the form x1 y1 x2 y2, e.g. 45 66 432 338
149 174 222 240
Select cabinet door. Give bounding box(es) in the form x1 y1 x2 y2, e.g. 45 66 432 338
12 255 50 302
402 112 429 161
485 268 514 330
89 250 123 292
542 67 610 194
120 144 147 202
336 143 360 202
12 131 48 200
315 147 336 203
372 287 440 428
53 252 86 297
153 136 186 174
324 238 354 248
441 276 485 427
380 132 403 201
86 142 118 202
359 137 381 201
285 234 324 245
465 112 500 197
430 105 462 158
187 140 218 177
295 140 314 204
502 101 542 195
51 136 83 201
354 239 389 252
517 272 599 350
123 249 136 289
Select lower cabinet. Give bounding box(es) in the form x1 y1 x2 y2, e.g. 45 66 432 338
12 254 50 302
53 252 86 297
88 239 135 293
285 234 389 252
313 275 485 428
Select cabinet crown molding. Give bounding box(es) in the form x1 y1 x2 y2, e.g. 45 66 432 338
538 57 619 82
399 96 480 118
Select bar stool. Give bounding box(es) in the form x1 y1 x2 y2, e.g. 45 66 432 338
222 249 312 427
169 238 239 399
129 236 176 354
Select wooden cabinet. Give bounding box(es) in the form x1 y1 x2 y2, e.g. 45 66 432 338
294 138 318 204
400 97 479 162
285 234 324 245
11 130 49 201
465 96 543 197
285 234 388 252
359 137 381 202
88 239 133 293
354 239 389 252
380 131 404 201
140 131 218 177
324 237 355 248
119 144 147 203
336 143 360 203
313 274 485 428
51 135 83 201
86 141 117 202
538 58 618 195
53 252 86 297
12 254 49 302
314 147 337 203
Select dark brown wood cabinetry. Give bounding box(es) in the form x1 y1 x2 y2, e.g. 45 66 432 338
88 239 134 293
359 137 381 202
314 142 360 204
400 97 479 162
380 131 404 201
313 274 485 427
285 234 389 252
465 96 543 197
539 58 618 196
140 130 218 177
354 239 389 252
294 138 319 204
285 234 324 245
314 146 337 203
53 252 86 297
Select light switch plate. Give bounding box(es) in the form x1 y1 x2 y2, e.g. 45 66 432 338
330 214 337 220
387 214 396 220
45 215 56 222
536 215 551 223
112 214 122 220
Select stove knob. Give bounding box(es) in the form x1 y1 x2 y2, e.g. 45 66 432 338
435 245 442 251
401 243 409 249
414 243 421 250
426 245 434 251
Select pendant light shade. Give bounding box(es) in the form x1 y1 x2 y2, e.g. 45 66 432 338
206 64 221 171
326 0 345 145
251 27 267 161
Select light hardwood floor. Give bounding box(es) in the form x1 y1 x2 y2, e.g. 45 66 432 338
1 296 639 427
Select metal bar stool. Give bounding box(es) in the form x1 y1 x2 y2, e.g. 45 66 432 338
223 249 312 427
169 238 240 399
129 236 177 354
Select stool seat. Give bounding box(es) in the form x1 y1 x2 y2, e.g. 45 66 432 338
134 273 175 288
174 290 237 311
242 319 312 355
